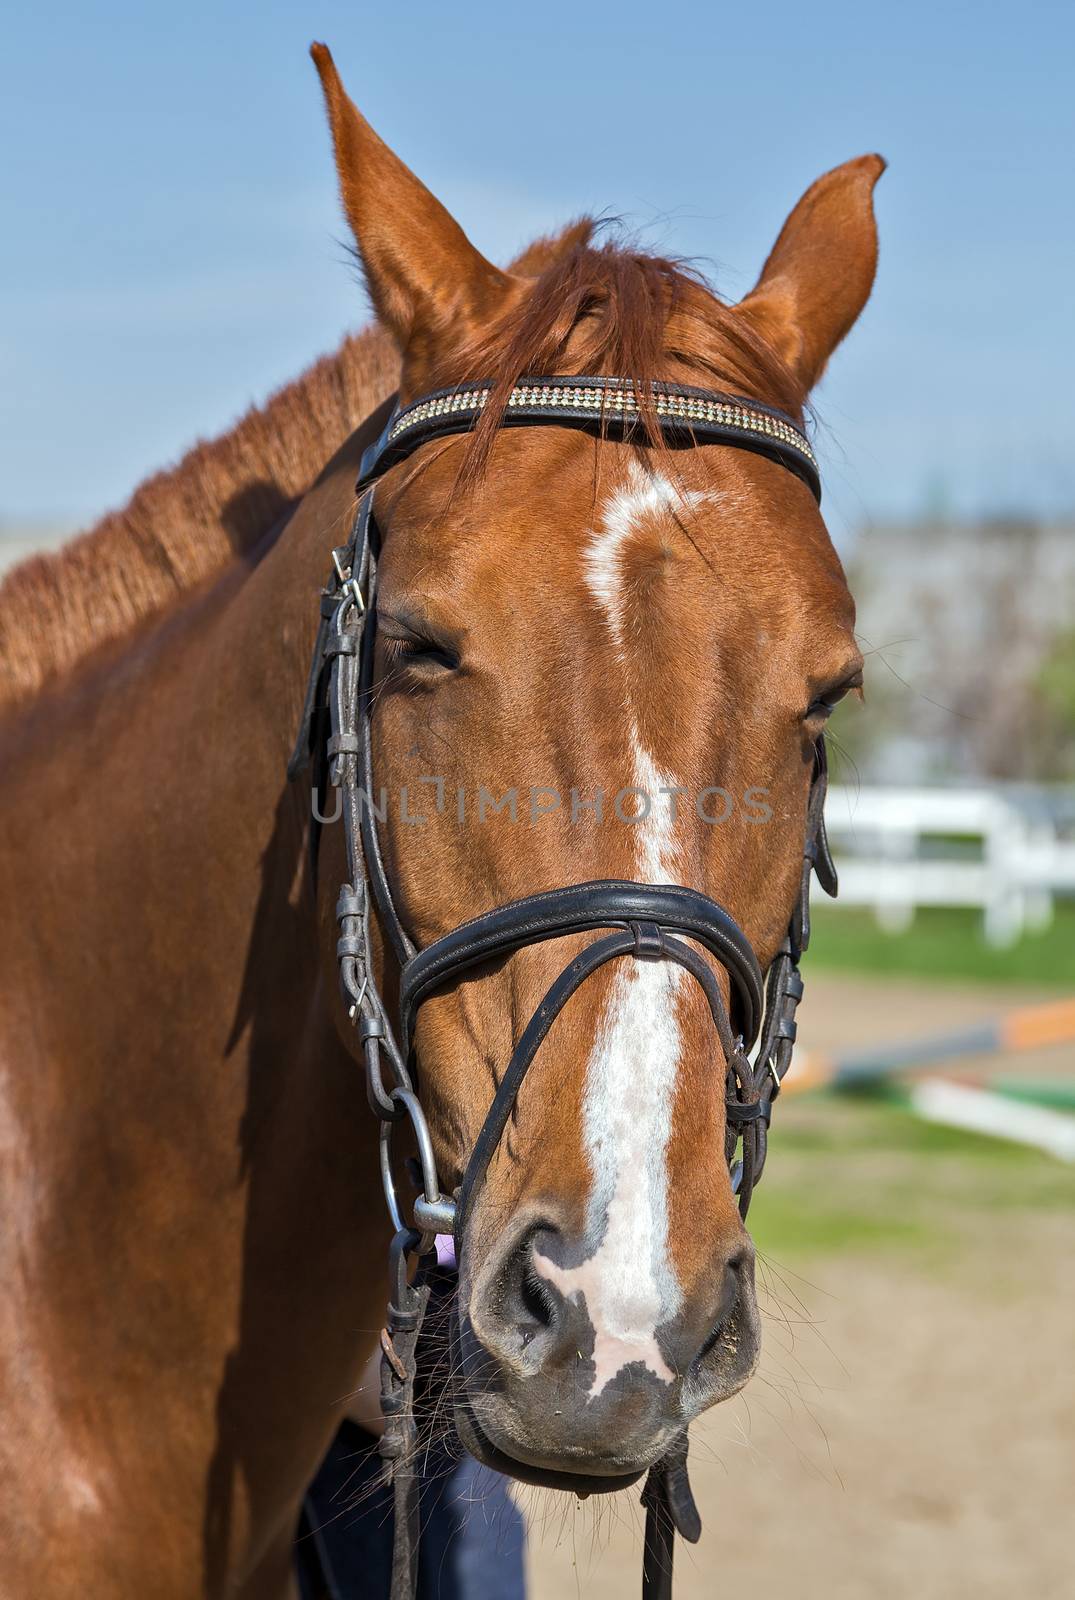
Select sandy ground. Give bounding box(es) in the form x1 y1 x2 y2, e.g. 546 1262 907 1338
521 975 1075 1599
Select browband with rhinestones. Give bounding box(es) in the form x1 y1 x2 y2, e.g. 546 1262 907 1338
356 375 821 501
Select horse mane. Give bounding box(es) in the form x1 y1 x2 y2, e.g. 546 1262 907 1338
0 223 804 713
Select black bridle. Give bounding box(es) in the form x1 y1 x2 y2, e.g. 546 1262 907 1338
289 374 837 1600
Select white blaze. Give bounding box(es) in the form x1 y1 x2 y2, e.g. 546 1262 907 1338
535 463 708 1397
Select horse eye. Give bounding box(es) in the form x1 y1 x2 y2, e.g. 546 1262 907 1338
381 627 459 672
805 670 863 720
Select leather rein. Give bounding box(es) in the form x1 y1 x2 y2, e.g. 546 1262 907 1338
288 374 837 1600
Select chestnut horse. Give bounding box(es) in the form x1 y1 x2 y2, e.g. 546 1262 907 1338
0 43 881 1599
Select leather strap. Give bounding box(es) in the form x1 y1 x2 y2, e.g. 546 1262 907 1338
455 927 745 1241
400 880 764 1052
641 1434 701 1600
357 375 821 503
378 1233 432 1600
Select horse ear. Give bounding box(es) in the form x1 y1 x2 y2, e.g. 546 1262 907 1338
310 43 513 379
736 155 886 392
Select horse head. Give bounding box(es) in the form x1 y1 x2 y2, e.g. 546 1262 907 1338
311 43 878 1491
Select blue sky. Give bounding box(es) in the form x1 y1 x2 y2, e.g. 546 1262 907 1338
2 0 1072 538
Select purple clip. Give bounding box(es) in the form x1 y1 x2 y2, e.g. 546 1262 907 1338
434 1233 457 1272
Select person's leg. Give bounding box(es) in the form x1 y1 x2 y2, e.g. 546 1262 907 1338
296 1421 527 1600
415 1450 526 1600
296 1421 393 1599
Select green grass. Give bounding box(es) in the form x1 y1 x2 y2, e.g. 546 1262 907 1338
807 901 1075 987
747 1095 1075 1265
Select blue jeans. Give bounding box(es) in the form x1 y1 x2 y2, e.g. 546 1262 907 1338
296 1421 527 1600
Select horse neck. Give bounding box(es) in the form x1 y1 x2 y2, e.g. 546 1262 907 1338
0 414 392 1585
8 429 374 1148
0 405 385 1182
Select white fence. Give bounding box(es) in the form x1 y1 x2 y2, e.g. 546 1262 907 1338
824 786 1075 947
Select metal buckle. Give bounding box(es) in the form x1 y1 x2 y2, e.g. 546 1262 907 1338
331 546 366 613
347 973 369 1021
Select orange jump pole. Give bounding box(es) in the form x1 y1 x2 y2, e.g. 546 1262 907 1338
783 997 1075 1160
786 996 1075 1098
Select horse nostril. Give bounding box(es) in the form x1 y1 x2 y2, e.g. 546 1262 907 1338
693 1249 750 1365
519 1263 559 1341
695 1318 727 1365
476 1226 568 1363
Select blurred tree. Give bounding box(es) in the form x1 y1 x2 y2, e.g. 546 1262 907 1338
847 515 1075 782
1036 626 1075 779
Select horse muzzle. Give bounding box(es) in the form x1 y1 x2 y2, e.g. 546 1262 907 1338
453 1207 761 1485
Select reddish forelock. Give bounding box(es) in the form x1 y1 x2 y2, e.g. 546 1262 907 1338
431 231 808 489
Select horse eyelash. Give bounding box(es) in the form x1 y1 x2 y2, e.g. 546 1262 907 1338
382 632 460 672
